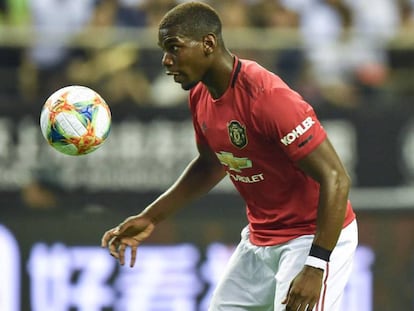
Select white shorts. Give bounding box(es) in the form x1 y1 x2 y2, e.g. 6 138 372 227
208 219 358 311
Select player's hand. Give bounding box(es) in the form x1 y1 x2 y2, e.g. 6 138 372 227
282 265 323 311
101 215 155 267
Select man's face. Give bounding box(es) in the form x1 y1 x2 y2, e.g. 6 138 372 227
158 27 210 90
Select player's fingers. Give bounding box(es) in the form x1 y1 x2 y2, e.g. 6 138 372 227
286 297 315 311
118 243 127 266
286 302 301 311
284 293 300 311
299 301 315 311
297 303 307 311
115 220 134 235
130 245 138 267
101 229 116 247
102 224 126 246
102 221 132 247
108 237 120 258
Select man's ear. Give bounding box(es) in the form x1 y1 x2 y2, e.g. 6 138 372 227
202 34 216 55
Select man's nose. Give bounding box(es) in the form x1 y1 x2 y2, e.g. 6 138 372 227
162 53 173 67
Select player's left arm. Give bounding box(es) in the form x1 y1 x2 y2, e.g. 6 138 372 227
297 136 351 251
282 137 351 311
262 87 351 245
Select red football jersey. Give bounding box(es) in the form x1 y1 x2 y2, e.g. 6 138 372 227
189 57 355 246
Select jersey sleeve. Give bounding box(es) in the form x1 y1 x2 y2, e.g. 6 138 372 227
253 87 327 161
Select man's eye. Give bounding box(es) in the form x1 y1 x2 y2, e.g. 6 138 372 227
169 45 179 52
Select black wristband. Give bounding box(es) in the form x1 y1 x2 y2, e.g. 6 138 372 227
309 244 332 262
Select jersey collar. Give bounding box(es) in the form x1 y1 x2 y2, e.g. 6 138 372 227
231 57 242 88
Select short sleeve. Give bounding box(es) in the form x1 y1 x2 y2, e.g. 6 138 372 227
253 87 327 161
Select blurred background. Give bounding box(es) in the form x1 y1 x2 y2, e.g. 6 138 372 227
1 0 414 310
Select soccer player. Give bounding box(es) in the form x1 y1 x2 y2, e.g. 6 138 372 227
101 2 358 311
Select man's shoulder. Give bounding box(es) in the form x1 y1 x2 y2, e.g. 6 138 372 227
240 59 287 85
237 59 290 99
239 58 274 76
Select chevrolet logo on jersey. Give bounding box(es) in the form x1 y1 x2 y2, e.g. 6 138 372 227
216 151 252 172
228 120 247 148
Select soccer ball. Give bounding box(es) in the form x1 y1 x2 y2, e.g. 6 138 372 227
40 85 111 156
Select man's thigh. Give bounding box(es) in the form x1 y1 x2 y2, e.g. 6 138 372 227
209 229 278 311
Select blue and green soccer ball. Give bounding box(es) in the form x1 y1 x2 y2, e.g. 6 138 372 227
40 85 111 156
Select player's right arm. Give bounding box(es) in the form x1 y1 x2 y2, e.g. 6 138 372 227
141 142 226 223
101 142 225 267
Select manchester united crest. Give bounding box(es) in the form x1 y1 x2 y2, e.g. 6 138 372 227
228 120 248 148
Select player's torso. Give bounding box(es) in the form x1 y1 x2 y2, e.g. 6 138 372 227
189 59 332 244
190 67 310 208
196 92 287 185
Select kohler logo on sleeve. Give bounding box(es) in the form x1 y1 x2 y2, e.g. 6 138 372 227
280 117 315 146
